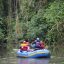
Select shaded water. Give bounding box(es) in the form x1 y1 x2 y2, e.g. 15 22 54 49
0 50 64 64
18 58 50 64
0 57 50 64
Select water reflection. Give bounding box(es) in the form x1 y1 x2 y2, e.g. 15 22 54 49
0 55 50 64
18 58 50 64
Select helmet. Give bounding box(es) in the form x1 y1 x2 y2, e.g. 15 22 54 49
23 41 26 44
36 38 40 40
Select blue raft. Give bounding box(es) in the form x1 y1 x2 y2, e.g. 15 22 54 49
17 49 50 58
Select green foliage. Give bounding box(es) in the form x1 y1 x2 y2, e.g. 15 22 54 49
0 18 4 40
27 9 48 39
44 0 64 45
0 0 3 16
44 1 64 23
0 28 4 40
0 0 64 52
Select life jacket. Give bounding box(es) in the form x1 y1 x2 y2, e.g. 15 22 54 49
40 42 45 49
20 43 28 47
21 46 28 51
36 42 40 47
20 42 30 51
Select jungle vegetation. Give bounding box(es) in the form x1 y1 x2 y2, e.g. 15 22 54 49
0 0 64 56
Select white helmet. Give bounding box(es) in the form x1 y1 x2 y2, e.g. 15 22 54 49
36 38 40 40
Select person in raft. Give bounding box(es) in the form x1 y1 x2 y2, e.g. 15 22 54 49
33 38 45 49
20 40 30 52
39 41 45 49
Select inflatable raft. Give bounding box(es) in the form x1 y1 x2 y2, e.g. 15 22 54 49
17 49 50 58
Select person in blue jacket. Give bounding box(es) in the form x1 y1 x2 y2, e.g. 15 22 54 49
35 38 40 48
31 38 40 48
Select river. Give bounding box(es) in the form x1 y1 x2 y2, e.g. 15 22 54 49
0 57 50 64
0 50 64 64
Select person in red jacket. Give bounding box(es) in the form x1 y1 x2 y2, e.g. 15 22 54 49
39 41 45 49
20 41 30 51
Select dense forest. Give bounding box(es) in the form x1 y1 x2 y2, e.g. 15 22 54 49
0 0 64 55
